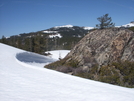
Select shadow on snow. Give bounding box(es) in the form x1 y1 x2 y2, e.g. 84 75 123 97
16 52 55 63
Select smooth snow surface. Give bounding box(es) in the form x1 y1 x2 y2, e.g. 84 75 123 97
47 50 70 60
83 27 94 30
0 43 134 101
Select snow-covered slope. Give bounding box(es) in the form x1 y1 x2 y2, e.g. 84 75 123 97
122 23 134 27
0 43 134 101
83 26 94 30
116 22 134 28
47 50 70 60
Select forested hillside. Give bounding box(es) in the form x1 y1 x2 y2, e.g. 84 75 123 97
0 25 92 54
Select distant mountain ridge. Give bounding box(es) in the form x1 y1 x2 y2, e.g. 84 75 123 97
122 22 134 27
42 25 92 38
116 22 134 28
1 22 134 38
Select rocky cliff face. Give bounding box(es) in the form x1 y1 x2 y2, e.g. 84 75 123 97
65 28 134 68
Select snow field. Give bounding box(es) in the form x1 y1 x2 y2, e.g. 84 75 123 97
0 43 134 101
46 50 70 60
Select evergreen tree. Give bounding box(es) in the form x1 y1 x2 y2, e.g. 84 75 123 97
16 37 21 48
96 14 115 29
1 36 7 44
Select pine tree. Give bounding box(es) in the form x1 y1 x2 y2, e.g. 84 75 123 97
96 14 115 29
16 37 21 48
1 36 7 44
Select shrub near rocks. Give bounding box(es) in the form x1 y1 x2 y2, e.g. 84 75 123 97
45 57 79 73
129 26 134 32
110 61 134 87
74 60 134 88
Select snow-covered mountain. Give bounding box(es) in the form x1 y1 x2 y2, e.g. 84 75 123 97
42 25 94 39
116 22 134 28
45 24 94 31
43 22 134 38
0 43 134 101
122 22 134 27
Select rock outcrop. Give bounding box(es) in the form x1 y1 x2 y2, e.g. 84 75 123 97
45 28 134 87
65 28 134 68
45 28 134 71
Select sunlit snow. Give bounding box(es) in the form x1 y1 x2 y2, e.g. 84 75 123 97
55 24 73 28
0 43 134 101
83 27 94 30
49 33 62 38
116 22 134 28
43 31 58 33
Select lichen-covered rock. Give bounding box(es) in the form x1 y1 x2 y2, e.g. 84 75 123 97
65 28 134 68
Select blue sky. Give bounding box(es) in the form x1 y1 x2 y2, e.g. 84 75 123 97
0 0 134 38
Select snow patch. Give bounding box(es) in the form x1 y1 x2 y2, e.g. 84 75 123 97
46 50 70 60
55 24 73 28
43 30 58 33
49 33 62 38
83 27 94 30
